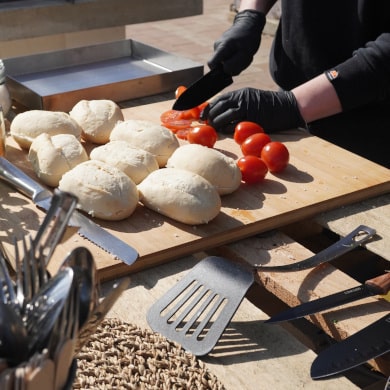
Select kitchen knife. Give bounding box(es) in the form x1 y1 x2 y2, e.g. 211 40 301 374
0 157 138 266
311 312 390 379
265 272 390 324
172 65 233 110
255 225 376 272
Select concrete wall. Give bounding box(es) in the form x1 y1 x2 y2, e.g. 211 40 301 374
0 0 203 58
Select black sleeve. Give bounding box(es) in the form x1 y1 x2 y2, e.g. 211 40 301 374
325 33 390 111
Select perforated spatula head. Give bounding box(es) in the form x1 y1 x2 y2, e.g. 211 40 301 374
147 256 254 356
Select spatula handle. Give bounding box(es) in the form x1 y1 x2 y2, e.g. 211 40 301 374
365 272 390 295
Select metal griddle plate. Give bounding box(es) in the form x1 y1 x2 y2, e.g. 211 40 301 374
147 256 254 356
4 39 203 112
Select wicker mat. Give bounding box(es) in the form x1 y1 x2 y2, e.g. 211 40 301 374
72 318 226 390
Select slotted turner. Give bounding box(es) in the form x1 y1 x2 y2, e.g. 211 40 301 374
147 225 375 356
147 256 254 356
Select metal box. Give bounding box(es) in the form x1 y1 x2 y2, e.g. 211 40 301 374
3 40 203 112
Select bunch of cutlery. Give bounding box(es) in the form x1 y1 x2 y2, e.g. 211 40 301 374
0 190 130 390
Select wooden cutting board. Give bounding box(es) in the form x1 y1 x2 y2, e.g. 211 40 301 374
1 100 389 281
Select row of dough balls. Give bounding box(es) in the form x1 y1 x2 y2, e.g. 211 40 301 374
10 100 241 224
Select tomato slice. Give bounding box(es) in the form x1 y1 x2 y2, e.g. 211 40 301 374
179 106 201 120
160 110 193 130
175 128 191 140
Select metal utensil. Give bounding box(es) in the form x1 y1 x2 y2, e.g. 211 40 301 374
311 312 390 379
0 247 17 308
25 267 74 354
147 226 376 356
255 225 376 272
32 189 78 268
0 157 139 266
61 247 98 328
147 256 254 356
0 301 28 365
172 65 233 110
265 272 390 324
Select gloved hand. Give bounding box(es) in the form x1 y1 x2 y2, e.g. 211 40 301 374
208 10 266 76
201 88 306 133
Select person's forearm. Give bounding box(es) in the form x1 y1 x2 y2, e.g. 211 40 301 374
239 0 277 14
292 74 342 123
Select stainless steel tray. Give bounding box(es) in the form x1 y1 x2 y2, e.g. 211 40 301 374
3 40 203 112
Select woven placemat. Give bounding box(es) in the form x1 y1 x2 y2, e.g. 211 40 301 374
72 317 226 390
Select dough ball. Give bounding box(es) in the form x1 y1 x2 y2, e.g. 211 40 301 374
110 119 179 167
10 110 82 149
28 133 88 187
138 168 221 225
166 144 242 195
69 99 124 144
58 160 139 221
90 140 159 184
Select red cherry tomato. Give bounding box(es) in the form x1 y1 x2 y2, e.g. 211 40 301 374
260 141 290 173
241 133 272 157
234 121 264 145
237 155 268 184
187 125 218 148
175 85 187 99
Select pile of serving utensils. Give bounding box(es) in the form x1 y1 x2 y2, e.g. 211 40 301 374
0 190 130 390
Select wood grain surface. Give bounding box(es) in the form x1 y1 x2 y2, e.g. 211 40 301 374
1 100 389 281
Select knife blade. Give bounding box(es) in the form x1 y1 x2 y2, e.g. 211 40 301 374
310 313 390 379
255 225 376 272
0 157 138 266
172 65 233 110
265 272 390 324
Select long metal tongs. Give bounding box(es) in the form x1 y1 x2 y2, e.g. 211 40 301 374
254 225 376 272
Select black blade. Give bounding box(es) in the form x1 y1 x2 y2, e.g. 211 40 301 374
265 284 374 324
311 313 390 379
172 66 233 110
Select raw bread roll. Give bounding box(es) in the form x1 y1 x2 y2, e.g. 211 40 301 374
28 133 88 187
58 160 139 221
138 168 221 225
110 119 179 167
69 99 124 144
166 144 242 195
10 110 82 150
90 140 159 184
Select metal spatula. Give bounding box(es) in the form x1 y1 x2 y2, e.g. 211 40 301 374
147 256 254 356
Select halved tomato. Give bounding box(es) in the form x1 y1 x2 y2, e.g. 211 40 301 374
161 109 193 130
175 128 191 140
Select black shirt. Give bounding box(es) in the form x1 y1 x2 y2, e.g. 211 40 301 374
269 0 390 167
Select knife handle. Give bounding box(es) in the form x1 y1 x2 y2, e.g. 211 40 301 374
0 156 47 200
365 272 390 296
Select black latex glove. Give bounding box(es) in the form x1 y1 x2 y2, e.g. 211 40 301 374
201 88 306 133
208 10 266 76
